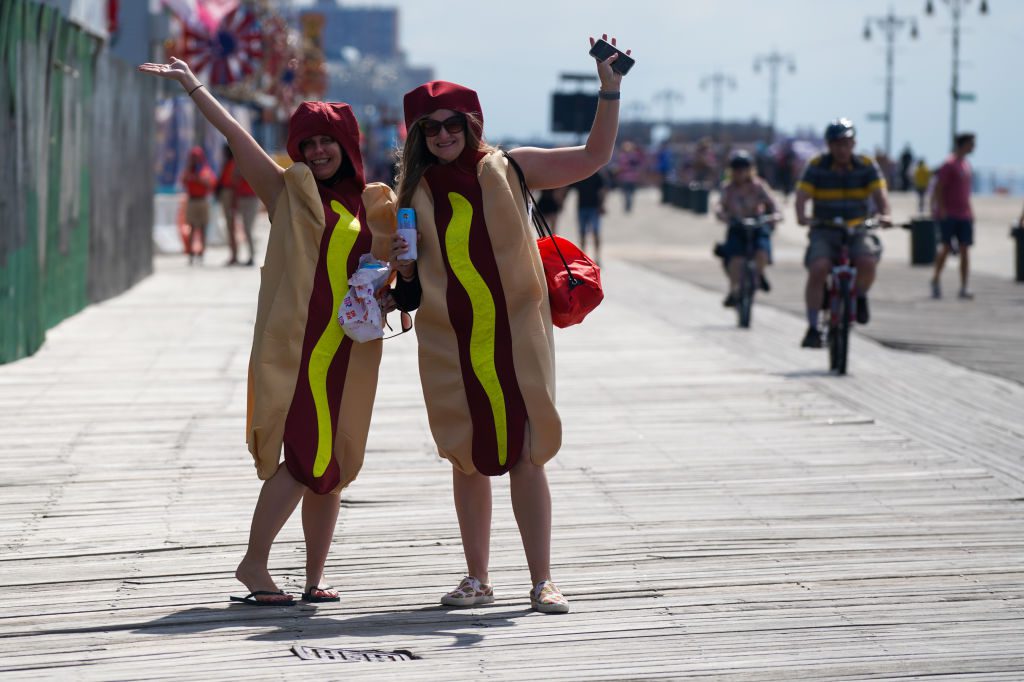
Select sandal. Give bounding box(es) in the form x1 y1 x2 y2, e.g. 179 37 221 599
440 576 495 607
301 585 340 603
530 580 570 614
230 590 295 607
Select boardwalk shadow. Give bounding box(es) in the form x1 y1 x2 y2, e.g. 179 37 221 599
125 604 524 649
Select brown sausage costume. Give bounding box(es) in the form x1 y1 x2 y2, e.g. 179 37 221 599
365 81 560 476
246 102 381 494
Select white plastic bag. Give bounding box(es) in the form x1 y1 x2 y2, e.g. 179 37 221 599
337 255 390 343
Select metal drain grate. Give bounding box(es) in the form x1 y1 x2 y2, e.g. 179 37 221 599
291 645 419 662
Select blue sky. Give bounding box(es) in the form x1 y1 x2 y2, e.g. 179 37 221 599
299 0 1023 171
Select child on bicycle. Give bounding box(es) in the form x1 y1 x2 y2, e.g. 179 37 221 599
715 151 779 307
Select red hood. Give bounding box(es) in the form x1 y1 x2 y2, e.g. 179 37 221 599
286 101 365 188
188 145 208 168
403 81 483 137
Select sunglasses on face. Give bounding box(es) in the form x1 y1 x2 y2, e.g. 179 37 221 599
419 115 466 138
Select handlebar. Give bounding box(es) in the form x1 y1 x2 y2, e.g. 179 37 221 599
810 217 888 230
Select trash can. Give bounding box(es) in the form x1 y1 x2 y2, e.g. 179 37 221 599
1011 226 1024 283
660 181 671 204
905 218 937 265
688 183 709 215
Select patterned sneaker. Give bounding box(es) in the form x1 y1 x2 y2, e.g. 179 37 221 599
440 576 494 607
530 580 570 614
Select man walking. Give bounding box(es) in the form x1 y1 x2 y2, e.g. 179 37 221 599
930 133 976 300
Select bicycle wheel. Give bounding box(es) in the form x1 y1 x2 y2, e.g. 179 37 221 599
737 262 755 328
832 281 851 375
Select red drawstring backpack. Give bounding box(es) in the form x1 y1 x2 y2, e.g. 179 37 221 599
505 153 604 328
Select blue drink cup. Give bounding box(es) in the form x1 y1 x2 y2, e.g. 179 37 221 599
397 208 417 260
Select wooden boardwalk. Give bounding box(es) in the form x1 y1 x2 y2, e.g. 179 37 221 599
1 220 1023 679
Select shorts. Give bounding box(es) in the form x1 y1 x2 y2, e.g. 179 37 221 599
940 218 973 248
804 227 882 267
578 207 601 236
185 197 210 226
722 224 772 261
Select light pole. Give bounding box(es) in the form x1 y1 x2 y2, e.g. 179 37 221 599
753 50 796 142
652 89 684 126
700 71 736 140
863 8 918 157
925 0 989 148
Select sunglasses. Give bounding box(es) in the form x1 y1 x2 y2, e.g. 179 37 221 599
383 310 414 340
419 115 466 138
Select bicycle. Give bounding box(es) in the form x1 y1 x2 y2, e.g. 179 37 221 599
814 217 880 375
728 214 777 329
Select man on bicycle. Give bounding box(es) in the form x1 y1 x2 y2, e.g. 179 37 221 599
795 118 891 348
715 151 779 307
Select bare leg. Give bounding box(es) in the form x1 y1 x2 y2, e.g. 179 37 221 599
755 251 770 281
805 259 830 311
726 257 742 293
932 244 950 284
453 467 492 584
509 454 552 586
855 256 877 295
959 245 970 291
235 465 305 599
301 489 341 590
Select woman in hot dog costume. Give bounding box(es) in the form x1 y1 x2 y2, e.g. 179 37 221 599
367 35 629 613
139 57 412 605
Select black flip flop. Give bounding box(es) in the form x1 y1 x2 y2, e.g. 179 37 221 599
301 586 341 603
230 590 296 606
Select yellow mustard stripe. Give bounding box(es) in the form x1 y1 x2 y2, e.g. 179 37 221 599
310 200 361 478
796 181 815 195
444 192 508 467
806 186 877 201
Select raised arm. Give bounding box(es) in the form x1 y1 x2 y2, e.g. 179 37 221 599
507 35 629 190
138 57 285 214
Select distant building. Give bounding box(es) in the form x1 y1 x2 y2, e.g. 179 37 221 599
306 0 399 61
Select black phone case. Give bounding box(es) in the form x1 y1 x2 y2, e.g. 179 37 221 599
589 40 634 75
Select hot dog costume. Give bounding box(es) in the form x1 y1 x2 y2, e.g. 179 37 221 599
246 102 380 494
364 81 561 477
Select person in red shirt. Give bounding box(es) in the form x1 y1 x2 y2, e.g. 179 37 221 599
219 144 260 266
930 133 976 299
182 146 217 264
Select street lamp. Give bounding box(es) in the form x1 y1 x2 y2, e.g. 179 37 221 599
700 71 737 140
925 0 990 148
863 8 918 156
753 50 796 142
652 89 684 126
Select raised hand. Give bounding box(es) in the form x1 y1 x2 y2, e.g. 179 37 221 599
589 34 631 91
137 56 196 87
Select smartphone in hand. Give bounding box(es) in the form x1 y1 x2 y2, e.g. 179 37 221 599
589 39 635 76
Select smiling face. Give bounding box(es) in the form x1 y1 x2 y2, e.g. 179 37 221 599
422 109 466 163
300 135 343 180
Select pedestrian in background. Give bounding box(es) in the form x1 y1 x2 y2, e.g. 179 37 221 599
182 146 216 265
572 169 607 265
217 144 238 265
614 140 644 213
536 187 568 234
913 159 931 214
930 133 976 300
231 153 260 266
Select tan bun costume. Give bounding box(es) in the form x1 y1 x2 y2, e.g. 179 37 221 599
364 81 561 477
246 102 381 494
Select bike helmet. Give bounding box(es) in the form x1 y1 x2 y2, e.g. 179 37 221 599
728 150 753 169
824 118 856 141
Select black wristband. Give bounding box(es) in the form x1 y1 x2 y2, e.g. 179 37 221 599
599 90 621 100
188 83 204 97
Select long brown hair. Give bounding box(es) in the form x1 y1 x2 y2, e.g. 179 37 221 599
395 112 494 208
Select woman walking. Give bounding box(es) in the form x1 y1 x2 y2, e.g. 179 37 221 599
139 56 411 605
374 34 629 613
182 146 216 264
